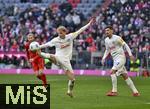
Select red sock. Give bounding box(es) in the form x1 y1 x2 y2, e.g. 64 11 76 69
41 74 47 85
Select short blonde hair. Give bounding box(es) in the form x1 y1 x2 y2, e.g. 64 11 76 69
57 26 68 33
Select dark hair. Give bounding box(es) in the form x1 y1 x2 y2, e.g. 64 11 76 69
105 26 113 30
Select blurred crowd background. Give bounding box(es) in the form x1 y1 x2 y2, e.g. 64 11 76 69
0 0 149 73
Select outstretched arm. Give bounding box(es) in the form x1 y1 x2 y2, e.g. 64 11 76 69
39 39 55 49
69 18 95 40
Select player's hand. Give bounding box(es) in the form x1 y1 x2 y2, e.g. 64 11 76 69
89 17 96 25
29 58 34 62
130 55 136 62
101 59 105 66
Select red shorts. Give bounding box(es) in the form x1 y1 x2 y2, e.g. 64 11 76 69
31 58 44 72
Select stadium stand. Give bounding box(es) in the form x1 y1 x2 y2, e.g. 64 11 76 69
0 0 149 72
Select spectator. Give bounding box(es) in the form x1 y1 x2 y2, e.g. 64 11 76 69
0 0 149 69
10 40 19 51
72 12 81 29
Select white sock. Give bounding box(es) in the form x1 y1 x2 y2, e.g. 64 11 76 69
67 80 75 93
40 52 51 58
125 77 138 93
111 74 117 92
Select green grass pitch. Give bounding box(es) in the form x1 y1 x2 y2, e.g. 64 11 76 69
0 74 150 109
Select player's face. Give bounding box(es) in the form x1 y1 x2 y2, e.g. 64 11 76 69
28 35 34 42
58 29 66 39
105 28 113 37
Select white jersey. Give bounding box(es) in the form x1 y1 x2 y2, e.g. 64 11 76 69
43 33 75 60
103 34 133 75
40 21 91 60
39 20 91 72
105 34 125 60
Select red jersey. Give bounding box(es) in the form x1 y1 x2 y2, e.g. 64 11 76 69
24 42 42 61
24 41 44 71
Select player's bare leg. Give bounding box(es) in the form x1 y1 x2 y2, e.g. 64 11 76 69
121 73 140 96
65 70 75 98
106 69 118 96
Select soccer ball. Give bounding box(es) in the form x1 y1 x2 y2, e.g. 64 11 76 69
29 41 40 51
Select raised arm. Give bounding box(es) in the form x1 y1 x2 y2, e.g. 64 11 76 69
69 18 95 40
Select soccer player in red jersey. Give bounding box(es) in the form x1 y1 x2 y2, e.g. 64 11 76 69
24 33 47 87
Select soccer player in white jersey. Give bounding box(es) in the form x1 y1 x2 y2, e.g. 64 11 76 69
102 26 140 97
37 18 95 97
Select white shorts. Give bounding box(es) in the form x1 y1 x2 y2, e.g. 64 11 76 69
54 56 73 73
40 52 73 72
112 56 127 76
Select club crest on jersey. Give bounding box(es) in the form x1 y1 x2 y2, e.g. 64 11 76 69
61 43 70 48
